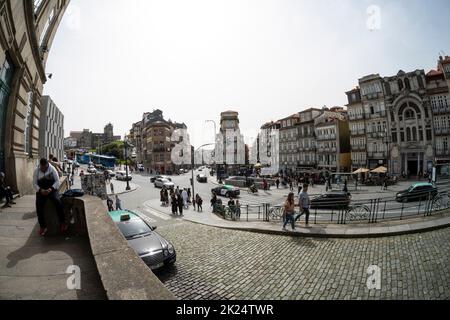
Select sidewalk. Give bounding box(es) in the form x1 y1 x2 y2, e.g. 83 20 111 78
0 196 106 299
144 198 450 238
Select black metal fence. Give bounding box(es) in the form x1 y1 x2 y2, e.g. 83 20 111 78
216 184 450 225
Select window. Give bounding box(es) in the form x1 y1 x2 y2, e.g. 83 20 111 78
406 128 411 141
412 127 417 141
398 79 404 91
426 129 432 141
417 76 424 89
24 92 34 156
405 78 411 90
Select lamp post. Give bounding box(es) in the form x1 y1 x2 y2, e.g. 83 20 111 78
124 138 133 191
382 128 391 174
191 143 215 202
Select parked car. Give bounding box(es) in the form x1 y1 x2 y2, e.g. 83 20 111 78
310 192 351 210
150 175 172 183
108 210 176 270
116 171 132 181
179 169 185 174
154 178 175 189
211 185 240 198
396 183 438 202
196 174 207 183
87 166 97 174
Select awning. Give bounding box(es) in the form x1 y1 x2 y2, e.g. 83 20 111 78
353 168 370 174
371 166 388 174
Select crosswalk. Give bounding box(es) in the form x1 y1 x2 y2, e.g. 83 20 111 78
143 200 171 220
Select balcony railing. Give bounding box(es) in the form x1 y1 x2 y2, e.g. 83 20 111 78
317 134 336 140
436 149 450 156
432 106 450 115
367 151 387 158
351 144 366 151
350 129 366 136
435 127 450 135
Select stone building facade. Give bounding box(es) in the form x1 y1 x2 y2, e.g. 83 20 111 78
346 88 367 171
279 113 300 174
314 110 351 173
296 108 322 170
0 0 69 194
129 109 187 174
39 95 63 161
384 70 434 176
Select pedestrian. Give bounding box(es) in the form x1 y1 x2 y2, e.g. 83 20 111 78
0 172 16 208
276 178 280 189
171 194 178 214
160 188 165 206
343 179 348 193
196 194 203 212
297 183 302 196
33 158 67 236
383 176 388 191
192 194 196 211
282 192 296 231
106 196 114 211
187 188 192 204
211 192 218 212
182 188 188 209
177 194 184 215
164 188 169 206
115 195 122 210
295 184 311 227
110 182 115 195
289 179 293 192
235 199 241 220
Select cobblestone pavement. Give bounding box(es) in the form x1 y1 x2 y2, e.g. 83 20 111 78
155 223 450 300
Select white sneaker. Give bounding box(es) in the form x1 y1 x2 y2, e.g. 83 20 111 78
282 227 287 231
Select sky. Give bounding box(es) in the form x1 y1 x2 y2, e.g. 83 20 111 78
44 0 450 148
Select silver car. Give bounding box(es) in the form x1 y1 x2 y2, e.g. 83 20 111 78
154 178 175 189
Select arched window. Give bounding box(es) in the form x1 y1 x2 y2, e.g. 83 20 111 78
404 78 411 90
405 108 415 120
406 127 411 141
398 79 404 91
370 106 374 114
412 127 417 141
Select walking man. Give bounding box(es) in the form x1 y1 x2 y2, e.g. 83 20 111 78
110 182 115 195
115 195 122 210
295 184 311 227
33 158 67 236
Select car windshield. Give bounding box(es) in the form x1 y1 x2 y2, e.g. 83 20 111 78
161 179 170 183
117 219 152 239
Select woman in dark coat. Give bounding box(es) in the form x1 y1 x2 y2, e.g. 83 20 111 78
171 194 178 214
177 194 184 215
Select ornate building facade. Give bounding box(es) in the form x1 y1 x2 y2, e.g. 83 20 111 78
0 0 70 194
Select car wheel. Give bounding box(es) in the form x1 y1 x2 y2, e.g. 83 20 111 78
225 192 229 197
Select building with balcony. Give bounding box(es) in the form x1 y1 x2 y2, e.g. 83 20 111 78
346 87 368 170
296 108 322 170
215 110 245 175
314 110 351 172
358 74 389 170
38 96 64 161
0 0 69 194
279 113 300 174
428 56 450 171
129 109 187 174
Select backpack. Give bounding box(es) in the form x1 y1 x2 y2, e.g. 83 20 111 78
62 189 85 198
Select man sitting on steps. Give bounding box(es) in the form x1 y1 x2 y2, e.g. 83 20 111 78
33 158 67 236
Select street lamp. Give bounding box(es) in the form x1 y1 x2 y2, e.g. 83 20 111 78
191 143 215 202
382 128 391 174
124 138 133 191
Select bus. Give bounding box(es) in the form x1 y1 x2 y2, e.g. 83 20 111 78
76 153 116 169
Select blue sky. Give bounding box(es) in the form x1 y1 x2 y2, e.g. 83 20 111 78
44 0 450 147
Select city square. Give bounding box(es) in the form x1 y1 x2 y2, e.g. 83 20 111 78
0 0 449 305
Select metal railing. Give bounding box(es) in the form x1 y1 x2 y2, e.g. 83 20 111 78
216 184 450 225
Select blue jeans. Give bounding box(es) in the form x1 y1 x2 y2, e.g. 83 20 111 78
283 212 295 230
